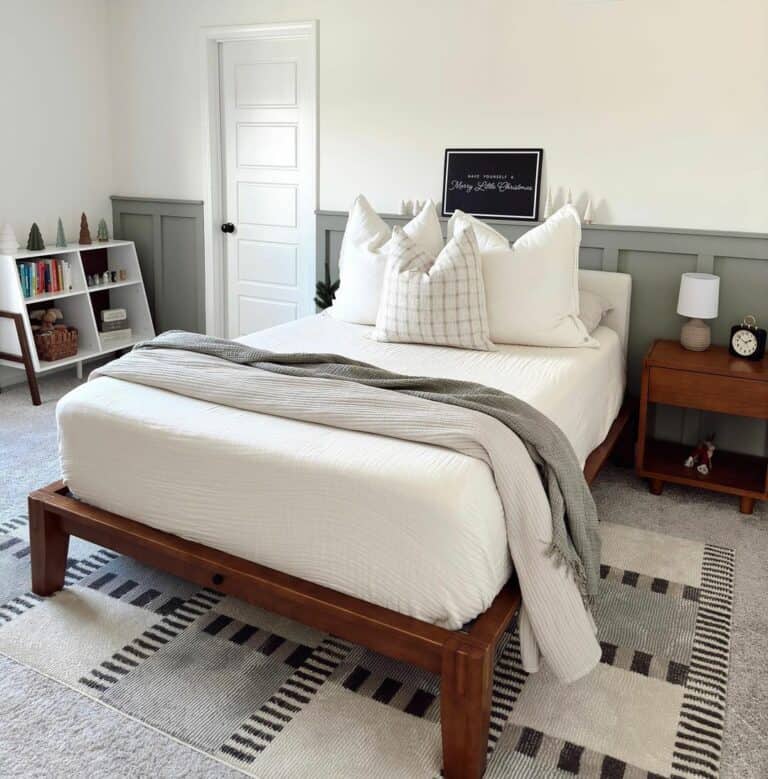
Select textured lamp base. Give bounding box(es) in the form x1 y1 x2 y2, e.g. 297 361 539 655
680 318 711 351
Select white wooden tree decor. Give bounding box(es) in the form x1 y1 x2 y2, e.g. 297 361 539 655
0 223 20 253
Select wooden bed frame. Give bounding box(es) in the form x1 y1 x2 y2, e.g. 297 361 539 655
28 399 631 778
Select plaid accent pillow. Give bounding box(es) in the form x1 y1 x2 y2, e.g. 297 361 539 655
372 226 494 350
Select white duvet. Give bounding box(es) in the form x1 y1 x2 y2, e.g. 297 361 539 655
58 314 624 675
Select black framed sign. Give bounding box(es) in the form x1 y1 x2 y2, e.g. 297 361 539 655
442 148 543 221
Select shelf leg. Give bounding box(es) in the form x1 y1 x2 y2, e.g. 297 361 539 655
739 496 755 515
649 478 664 496
76 360 83 381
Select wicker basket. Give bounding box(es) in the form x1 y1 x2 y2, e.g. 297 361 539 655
34 326 79 362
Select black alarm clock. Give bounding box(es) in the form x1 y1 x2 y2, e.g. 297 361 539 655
729 315 766 361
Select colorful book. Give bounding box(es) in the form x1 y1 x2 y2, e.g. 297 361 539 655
61 260 72 291
17 262 38 297
17 257 74 297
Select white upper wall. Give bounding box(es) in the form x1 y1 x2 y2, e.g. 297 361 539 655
106 0 768 232
0 0 113 246
0 1 763 237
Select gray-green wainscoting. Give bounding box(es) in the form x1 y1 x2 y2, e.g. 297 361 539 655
316 210 768 457
111 196 205 334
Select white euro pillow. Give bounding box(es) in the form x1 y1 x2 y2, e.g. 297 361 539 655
330 195 443 325
447 210 509 253
480 205 598 348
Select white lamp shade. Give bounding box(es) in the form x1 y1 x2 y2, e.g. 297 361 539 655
677 273 720 319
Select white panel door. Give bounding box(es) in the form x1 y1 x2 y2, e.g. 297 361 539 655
220 34 316 337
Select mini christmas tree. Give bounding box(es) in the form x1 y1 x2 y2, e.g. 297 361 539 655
0 223 20 253
55 217 67 247
79 212 92 245
543 187 553 219
96 218 109 242
27 222 45 251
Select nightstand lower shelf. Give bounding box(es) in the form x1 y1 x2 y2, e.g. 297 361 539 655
638 438 768 514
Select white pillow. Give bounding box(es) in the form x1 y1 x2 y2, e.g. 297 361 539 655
372 225 494 351
579 289 613 334
447 210 509 253
330 195 443 325
481 205 598 347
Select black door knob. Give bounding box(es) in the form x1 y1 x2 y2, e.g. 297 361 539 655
221 222 235 234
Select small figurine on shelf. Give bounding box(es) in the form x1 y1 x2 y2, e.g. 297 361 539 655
40 308 64 331
30 308 64 331
583 199 594 224
79 212 92 245
684 434 716 476
101 271 111 285
0 223 20 253
96 218 109 242
27 222 45 251
55 218 68 248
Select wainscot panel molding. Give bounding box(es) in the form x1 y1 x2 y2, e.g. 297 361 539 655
111 196 205 334
316 210 768 456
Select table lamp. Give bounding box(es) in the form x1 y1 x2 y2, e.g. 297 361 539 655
677 273 720 351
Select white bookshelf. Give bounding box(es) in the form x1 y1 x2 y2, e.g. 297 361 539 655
0 240 154 379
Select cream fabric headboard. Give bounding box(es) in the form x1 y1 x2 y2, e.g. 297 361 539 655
578 269 632 355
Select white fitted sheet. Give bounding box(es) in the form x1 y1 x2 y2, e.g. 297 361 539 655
57 315 624 629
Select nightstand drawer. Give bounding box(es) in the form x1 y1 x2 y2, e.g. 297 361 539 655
649 366 768 418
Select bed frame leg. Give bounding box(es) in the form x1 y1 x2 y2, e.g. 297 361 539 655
440 634 493 779
29 498 69 596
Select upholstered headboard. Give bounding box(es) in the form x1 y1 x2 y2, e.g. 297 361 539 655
578 269 632 355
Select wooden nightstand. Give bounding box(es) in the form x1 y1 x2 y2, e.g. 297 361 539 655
636 339 768 514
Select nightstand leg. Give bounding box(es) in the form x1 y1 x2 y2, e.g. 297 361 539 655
649 478 664 496
739 497 755 515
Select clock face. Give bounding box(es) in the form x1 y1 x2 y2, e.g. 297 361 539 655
732 328 758 356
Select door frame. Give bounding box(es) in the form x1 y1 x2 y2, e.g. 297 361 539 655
200 21 318 337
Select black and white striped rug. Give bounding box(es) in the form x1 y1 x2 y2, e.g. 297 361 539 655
0 515 733 778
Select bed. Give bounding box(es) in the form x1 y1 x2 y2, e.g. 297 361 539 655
31 268 631 779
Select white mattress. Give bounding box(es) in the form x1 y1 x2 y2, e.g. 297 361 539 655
58 315 625 629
